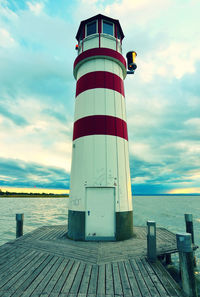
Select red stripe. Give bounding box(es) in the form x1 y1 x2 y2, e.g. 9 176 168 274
73 115 128 141
74 48 126 71
76 71 125 97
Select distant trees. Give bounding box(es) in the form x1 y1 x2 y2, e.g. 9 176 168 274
0 189 69 197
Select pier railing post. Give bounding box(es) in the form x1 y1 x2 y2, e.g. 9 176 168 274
16 214 24 238
147 221 156 262
176 233 197 297
185 214 194 244
184 214 196 267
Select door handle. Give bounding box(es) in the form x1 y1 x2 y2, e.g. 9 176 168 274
88 211 90 216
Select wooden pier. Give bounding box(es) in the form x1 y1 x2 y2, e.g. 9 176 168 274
0 225 186 297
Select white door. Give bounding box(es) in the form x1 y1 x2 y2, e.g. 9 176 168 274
85 187 115 240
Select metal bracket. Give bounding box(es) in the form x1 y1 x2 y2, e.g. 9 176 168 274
127 70 135 75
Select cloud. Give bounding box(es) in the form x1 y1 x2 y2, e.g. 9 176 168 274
27 1 44 15
156 42 200 79
0 0 76 106
42 108 69 123
0 157 70 188
185 118 200 127
0 95 73 172
0 28 16 47
104 0 171 27
130 154 200 194
0 104 28 126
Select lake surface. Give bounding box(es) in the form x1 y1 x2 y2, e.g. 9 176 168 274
0 195 200 278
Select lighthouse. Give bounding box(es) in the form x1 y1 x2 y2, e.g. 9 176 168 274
68 14 134 241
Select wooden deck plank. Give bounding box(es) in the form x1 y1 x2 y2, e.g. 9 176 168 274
97 264 106 295
149 260 183 297
67 294 87 297
112 262 123 296
11 254 54 297
49 292 59 297
105 263 114 296
43 258 70 295
0 247 33 275
0 291 12 297
0 244 16 259
69 262 86 295
0 251 41 291
158 261 184 297
0 247 22 267
52 259 75 294
22 227 51 241
52 226 67 239
14 239 99 263
118 261 133 296
78 264 92 295
33 257 63 295
135 258 160 297
130 259 152 297
87 265 98 295
19 238 98 254
141 257 170 297
59 260 81 294
53 229 66 240
124 260 142 297
20 255 59 297
0 250 36 280
42 229 61 241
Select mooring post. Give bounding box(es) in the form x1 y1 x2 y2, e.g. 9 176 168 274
16 214 24 238
176 233 197 297
165 253 172 265
184 214 196 267
185 214 194 243
147 221 156 262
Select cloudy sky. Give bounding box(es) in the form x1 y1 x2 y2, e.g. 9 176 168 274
0 0 199 194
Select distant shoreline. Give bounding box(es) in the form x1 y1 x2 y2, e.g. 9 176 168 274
0 196 69 198
0 194 69 198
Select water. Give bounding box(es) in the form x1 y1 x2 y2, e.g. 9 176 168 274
0 197 69 244
0 196 200 277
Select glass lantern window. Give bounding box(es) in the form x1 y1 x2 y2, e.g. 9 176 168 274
86 21 96 36
103 21 113 36
117 27 121 39
79 28 84 41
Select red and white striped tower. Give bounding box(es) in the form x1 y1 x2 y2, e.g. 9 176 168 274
68 14 133 241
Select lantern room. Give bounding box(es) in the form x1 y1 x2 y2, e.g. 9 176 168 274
75 14 124 54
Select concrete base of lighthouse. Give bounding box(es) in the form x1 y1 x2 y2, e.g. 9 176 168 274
116 211 134 241
67 210 134 241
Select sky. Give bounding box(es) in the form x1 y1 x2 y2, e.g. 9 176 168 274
0 0 199 195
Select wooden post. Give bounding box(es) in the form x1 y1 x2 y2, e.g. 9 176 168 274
176 233 197 297
165 253 172 265
16 214 24 238
147 221 156 262
185 214 196 267
185 214 194 243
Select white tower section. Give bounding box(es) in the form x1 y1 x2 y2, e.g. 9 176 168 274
68 14 133 241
